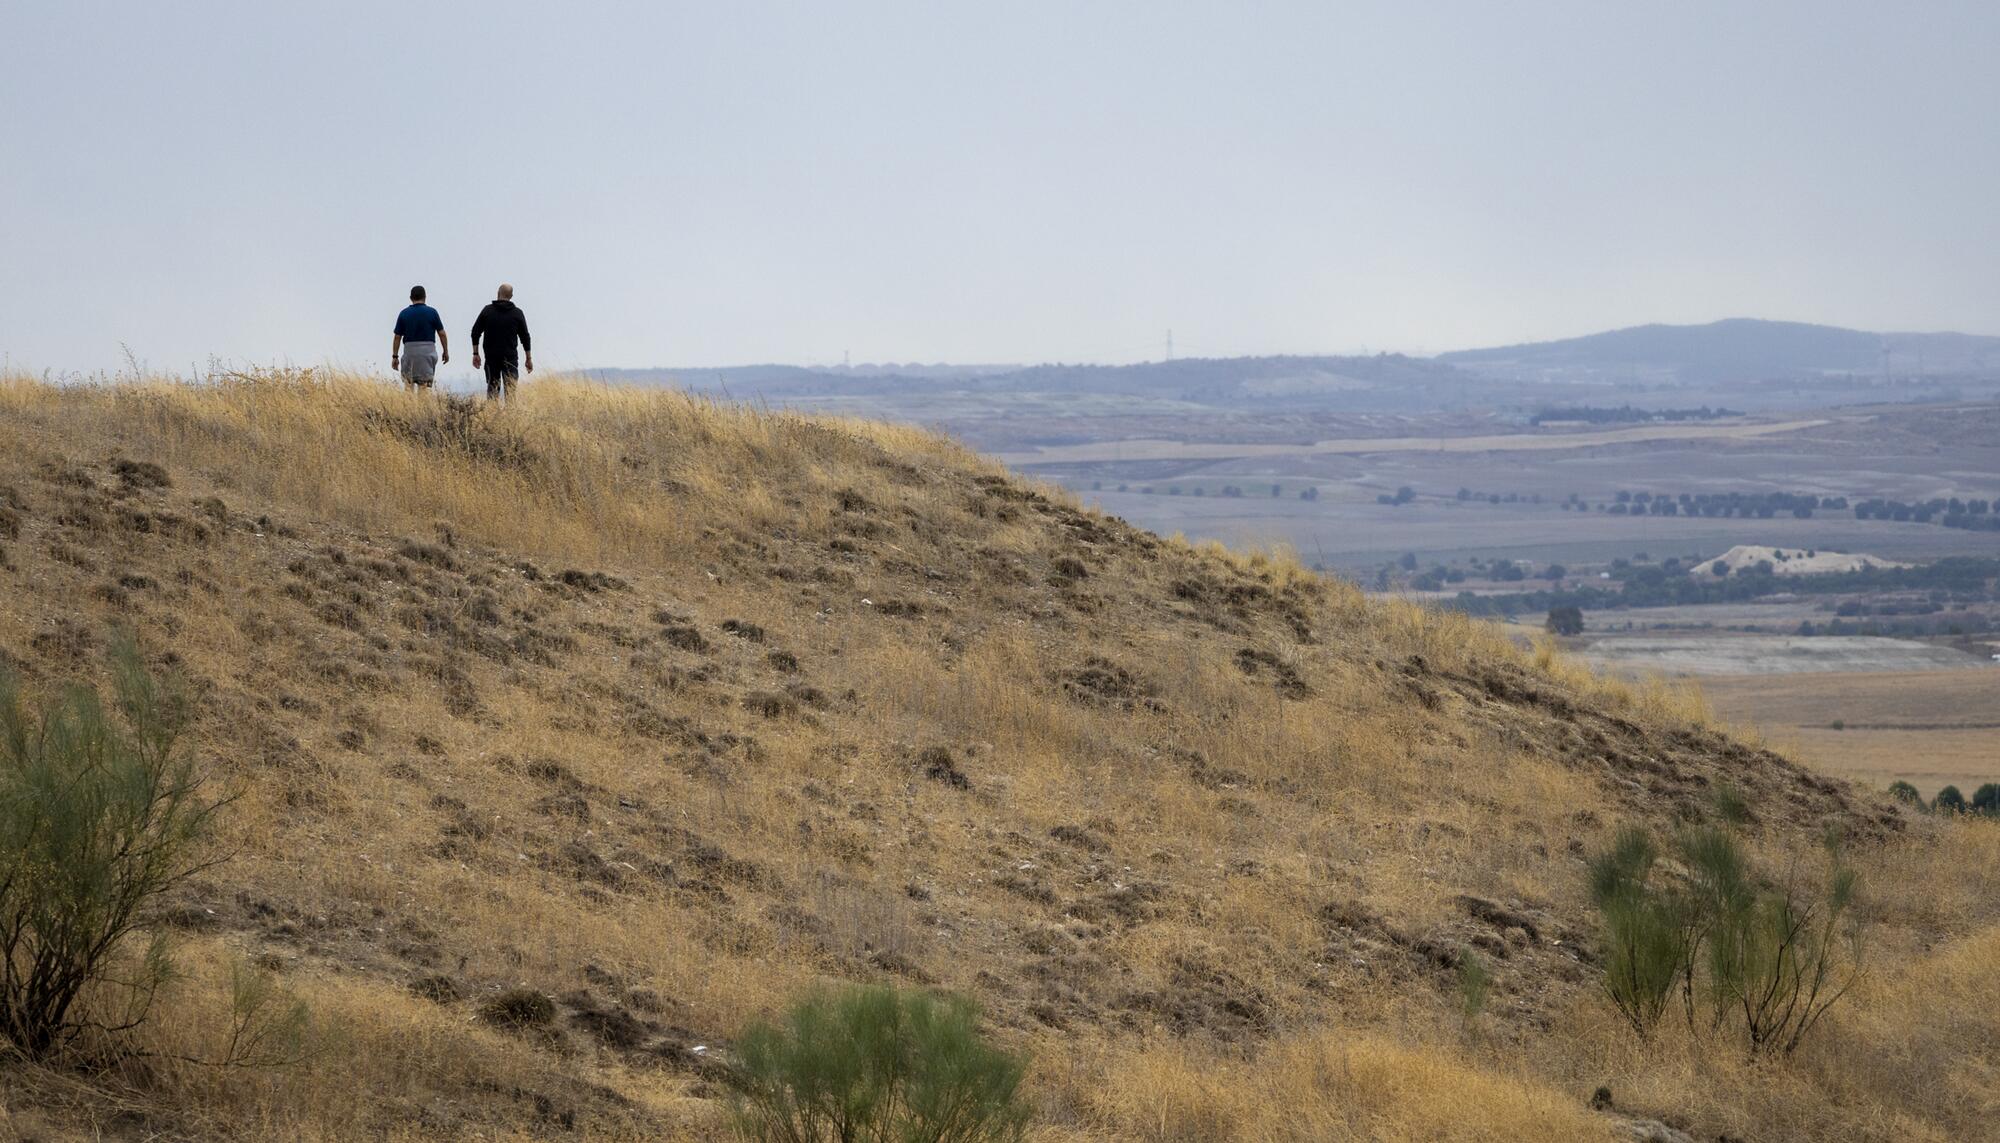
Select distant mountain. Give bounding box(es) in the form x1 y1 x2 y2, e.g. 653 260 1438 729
1440 318 2000 384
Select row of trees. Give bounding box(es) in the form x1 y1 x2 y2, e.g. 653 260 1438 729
1529 404 1742 425
1855 497 2000 531
1889 781 2000 816
1449 556 2000 618
1094 481 1319 500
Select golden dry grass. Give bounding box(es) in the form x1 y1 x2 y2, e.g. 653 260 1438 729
0 370 1988 1141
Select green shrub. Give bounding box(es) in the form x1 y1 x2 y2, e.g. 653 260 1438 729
1934 785 1967 813
1587 818 1862 1056
1970 783 2000 816
1587 827 1690 1038
1456 947 1491 1024
0 638 225 1058
216 957 314 1067
730 983 1029 1143
1886 780 1923 807
1697 831 1861 1055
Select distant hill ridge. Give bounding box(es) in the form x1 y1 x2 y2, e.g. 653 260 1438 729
1439 317 2000 383
591 352 1458 400
597 317 2000 394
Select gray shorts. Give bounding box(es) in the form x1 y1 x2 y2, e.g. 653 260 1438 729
400 341 439 384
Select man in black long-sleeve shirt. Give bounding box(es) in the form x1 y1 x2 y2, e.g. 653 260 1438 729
469 283 534 402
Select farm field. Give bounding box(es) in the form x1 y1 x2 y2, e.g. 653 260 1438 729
1012 405 2000 571
1575 634 1985 675
1083 491 2000 571
1702 668 2000 798
996 416 1835 465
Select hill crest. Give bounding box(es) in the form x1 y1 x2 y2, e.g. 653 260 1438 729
0 372 1989 1142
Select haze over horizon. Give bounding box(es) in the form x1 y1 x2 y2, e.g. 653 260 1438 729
5 1 1998 374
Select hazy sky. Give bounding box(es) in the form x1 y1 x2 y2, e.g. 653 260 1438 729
4 1 1997 374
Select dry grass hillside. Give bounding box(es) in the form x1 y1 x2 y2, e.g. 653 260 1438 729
0 371 1994 1142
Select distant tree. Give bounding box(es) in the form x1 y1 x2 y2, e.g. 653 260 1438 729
1270 484 1282 498
1398 552 1418 571
1887 781 1923 807
1934 785 1968 813
1711 562 1730 577
1298 487 1318 501
1545 605 1585 636
1394 486 1416 505
1971 783 2000 816
1543 564 1567 581
1457 487 1472 501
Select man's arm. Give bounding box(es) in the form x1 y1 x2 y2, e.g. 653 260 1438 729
437 329 449 365
469 306 486 368
391 333 403 369
518 310 533 373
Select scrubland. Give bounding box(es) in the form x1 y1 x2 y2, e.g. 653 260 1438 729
0 370 1991 1141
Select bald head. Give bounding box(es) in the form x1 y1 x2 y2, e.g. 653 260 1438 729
496 283 514 301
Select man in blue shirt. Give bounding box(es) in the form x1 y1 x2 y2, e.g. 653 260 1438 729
391 286 449 388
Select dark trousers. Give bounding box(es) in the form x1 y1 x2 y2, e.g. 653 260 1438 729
483 357 520 400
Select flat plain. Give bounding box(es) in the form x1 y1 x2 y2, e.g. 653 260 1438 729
1702 668 2000 798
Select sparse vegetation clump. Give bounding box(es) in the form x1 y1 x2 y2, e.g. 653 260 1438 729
479 986 556 1030
729 984 1029 1143
0 638 225 1059
1587 808 1863 1055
